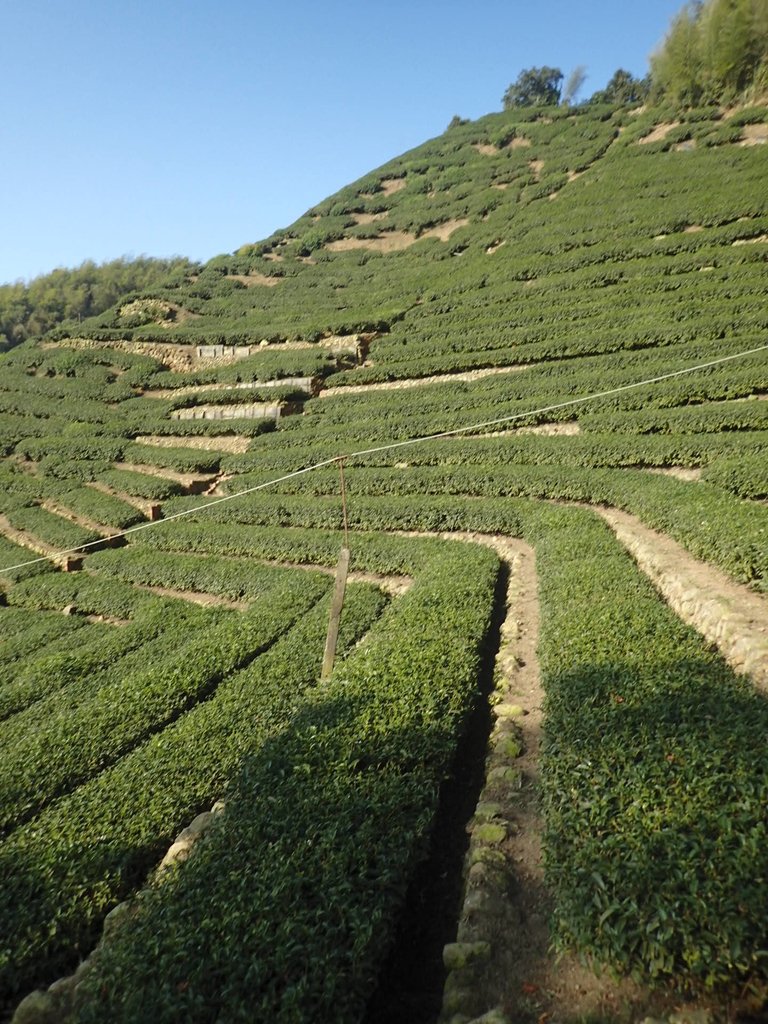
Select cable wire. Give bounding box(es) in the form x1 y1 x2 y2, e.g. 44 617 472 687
1 341 766 574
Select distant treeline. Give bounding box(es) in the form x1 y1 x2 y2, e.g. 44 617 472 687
0 256 198 353
499 0 767 113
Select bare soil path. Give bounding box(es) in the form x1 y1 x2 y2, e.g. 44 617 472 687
113 462 218 494
0 515 63 561
134 435 252 454
142 378 312 400
596 506 768 689
133 584 251 611
645 466 703 482
87 481 159 518
39 500 122 539
319 364 530 398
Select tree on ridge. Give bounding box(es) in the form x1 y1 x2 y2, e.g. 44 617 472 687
502 66 564 108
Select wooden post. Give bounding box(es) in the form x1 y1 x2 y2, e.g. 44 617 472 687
320 546 350 681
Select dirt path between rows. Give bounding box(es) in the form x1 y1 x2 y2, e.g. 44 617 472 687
113 462 218 493
397 522 768 1022
40 500 122 539
397 530 681 1023
596 506 768 689
134 556 413 601
134 584 251 611
135 435 253 454
142 378 313 401
87 482 158 518
319 363 530 398
469 421 581 438
0 515 62 561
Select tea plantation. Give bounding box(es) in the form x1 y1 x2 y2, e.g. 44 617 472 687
0 98 766 1023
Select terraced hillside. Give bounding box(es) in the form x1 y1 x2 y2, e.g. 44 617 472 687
1 100 767 1024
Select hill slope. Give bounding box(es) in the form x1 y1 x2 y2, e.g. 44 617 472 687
1 100 767 1024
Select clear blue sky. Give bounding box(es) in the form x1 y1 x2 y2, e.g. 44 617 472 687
1 0 684 285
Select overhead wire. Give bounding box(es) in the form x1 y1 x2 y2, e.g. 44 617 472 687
0 341 766 574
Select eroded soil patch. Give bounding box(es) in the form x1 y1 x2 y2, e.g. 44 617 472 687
638 122 680 144
380 178 407 195
351 212 389 225
421 218 469 241
326 232 416 253
739 123 768 146
645 466 702 482
360 178 406 197
325 219 467 253
225 273 282 288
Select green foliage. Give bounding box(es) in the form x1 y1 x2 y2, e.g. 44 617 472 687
0 567 330 835
71 545 499 1024
239 464 768 586
4 505 100 551
0 257 198 353
502 66 564 107
163 489 526 536
581 397 768 435
651 0 768 104
0 535 49 585
702 451 768 497
529 504 768 986
121 442 221 474
0 610 91 671
130 521 450 576
98 468 184 500
591 68 650 104
48 485 144 529
0 602 193 722
6 570 159 619
0 583 383 1013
